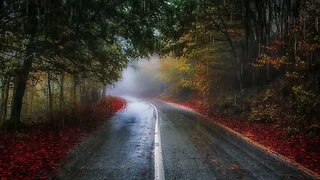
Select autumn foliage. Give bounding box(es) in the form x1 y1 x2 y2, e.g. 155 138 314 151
0 96 126 179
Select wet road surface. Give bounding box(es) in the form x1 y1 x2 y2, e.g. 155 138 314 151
59 96 316 180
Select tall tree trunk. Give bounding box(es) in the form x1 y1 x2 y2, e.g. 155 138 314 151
102 87 107 98
8 37 34 130
28 86 34 117
47 72 53 123
73 76 78 102
0 76 5 121
1 76 10 122
59 72 65 129
59 72 65 110
2 76 10 122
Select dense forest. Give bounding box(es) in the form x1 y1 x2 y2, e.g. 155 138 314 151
0 0 163 130
0 0 319 134
0 0 319 178
158 0 320 135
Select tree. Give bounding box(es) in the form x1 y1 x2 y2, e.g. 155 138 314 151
0 0 166 130
159 0 320 132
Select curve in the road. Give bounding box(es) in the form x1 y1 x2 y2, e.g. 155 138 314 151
59 97 318 180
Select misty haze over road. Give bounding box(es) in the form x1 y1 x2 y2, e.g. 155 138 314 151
97 54 318 179
107 55 164 98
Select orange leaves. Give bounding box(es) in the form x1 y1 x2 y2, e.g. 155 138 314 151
252 39 289 69
263 40 284 52
227 28 244 34
264 45 278 52
254 54 287 69
298 43 320 53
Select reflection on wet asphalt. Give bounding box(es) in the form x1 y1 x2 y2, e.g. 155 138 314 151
59 97 315 180
59 97 155 180
153 101 315 180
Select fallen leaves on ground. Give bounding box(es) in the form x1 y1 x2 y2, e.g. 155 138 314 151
0 96 126 179
165 99 320 174
214 117 320 174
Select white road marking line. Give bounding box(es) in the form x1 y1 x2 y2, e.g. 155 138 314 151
148 102 165 180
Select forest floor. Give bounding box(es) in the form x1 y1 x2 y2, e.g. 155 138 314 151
162 98 320 175
0 96 126 179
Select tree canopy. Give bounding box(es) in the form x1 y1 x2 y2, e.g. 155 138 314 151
0 0 165 129
158 0 320 133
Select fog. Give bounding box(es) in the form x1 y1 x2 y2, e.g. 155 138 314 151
107 55 164 98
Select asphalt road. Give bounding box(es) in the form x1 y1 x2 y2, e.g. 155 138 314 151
58 96 316 180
